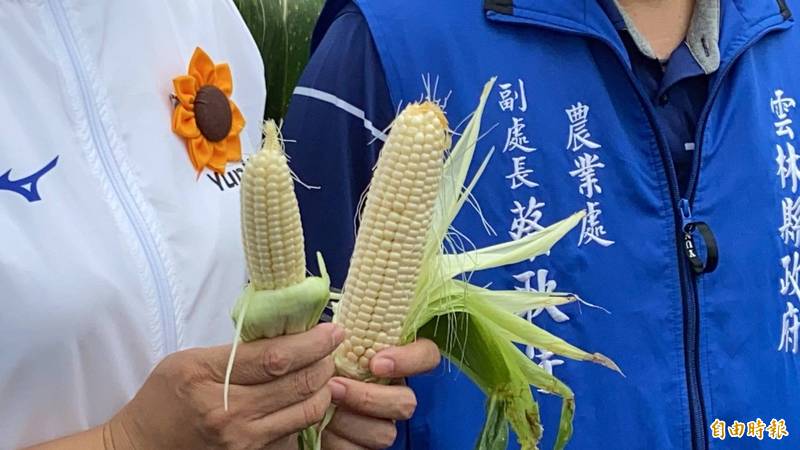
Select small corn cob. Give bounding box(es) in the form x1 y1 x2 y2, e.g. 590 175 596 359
333 102 450 380
226 120 330 421
240 121 306 291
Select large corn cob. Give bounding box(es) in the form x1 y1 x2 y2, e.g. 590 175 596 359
240 121 306 291
333 102 451 380
326 81 619 450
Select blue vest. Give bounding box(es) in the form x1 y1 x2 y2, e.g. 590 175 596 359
318 1 800 448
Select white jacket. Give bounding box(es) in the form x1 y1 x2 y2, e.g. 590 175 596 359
0 1 265 447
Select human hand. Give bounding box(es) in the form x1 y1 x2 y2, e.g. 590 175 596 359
322 339 441 449
106 323 344 450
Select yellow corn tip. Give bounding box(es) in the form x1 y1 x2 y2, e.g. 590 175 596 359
334 102 450 380
240 121 306 291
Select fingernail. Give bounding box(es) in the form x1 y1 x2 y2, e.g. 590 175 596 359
371 356 395 376
328 379 347 402
331 325 345 345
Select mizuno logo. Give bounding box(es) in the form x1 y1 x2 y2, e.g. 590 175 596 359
0 156 59 202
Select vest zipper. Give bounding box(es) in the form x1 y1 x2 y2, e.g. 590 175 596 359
539 25 710 449
47 0 178 355
676 199 707 450
677 21 790 448
614 78 710 450
590 22 791 448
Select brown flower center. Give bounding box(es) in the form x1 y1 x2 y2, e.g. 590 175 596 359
194 85 232 142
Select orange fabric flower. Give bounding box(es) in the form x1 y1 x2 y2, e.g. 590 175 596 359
172 47 245 175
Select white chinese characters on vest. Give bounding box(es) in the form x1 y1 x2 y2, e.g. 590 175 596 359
772 88 799 355
566 102 614 247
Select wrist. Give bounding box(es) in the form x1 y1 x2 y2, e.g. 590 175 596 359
102 411 140 450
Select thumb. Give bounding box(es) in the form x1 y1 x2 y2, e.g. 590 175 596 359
370 338 441 378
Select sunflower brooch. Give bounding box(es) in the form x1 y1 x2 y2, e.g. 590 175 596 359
172 47 245 175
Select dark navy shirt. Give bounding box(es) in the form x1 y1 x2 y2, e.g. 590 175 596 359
599 0 712 194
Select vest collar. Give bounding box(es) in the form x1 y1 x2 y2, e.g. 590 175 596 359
483 0 793 69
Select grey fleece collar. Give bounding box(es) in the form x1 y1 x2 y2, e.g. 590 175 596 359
613 0 721 73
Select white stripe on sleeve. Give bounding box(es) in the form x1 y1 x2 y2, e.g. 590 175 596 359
293 86 388 142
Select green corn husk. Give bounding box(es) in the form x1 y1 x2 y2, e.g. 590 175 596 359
231 253 330 342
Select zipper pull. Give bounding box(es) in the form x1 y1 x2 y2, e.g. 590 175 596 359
679 199 719 274
679 199 693 229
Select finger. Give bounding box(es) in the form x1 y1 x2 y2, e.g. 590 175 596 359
327 377 417 420
262 433 298 450
208 323 344 384
326 408 397 449
249 387 332 445
369 338 440 378
322 430 368 450
227 357 334 416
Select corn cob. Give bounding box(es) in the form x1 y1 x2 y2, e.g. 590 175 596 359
240 121 306 291
226 120 330 417
333 102 451 380
232 120 330 342
324 80 619 450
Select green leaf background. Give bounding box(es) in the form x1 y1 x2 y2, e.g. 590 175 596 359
234 0 325 120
